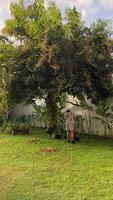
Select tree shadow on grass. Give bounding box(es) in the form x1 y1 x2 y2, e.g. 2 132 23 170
81 133 113 149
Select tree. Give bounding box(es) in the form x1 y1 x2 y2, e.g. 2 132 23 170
2 0 113 133
0 36 15 123
2 0 83 132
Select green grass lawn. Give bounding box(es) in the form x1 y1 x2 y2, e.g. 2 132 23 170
1 128 113 200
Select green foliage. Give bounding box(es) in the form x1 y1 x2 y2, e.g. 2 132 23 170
0 89 9 121
0 36 15 122
32 93 67 130
93 101 113 135
4 118 30 134
65 19 113 104
32 102 50 127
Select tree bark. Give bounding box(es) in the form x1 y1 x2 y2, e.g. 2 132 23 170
45 93 57 134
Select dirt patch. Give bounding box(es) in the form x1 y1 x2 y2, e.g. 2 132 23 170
41 147 58 153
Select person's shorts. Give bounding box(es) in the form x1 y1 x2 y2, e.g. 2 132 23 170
66 122 74 131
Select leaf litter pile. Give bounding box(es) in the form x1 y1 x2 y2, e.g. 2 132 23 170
27 138 40 144
27 138 58 153
41 147 58 153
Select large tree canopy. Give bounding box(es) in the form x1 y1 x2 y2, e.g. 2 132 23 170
1 0 113 131
65 19 113 104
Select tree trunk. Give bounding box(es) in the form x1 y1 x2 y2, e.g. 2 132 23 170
104 124 107 137
45 93 57 134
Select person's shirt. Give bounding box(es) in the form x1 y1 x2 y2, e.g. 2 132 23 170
64 111 75 124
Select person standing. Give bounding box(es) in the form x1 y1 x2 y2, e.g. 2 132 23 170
64 110 76 144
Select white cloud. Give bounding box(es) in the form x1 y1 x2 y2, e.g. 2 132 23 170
81 9 87 19
0 0 11 31
0 0 19 32
76 0 98 22
99 0 113 9
76 0 93 9
0 20 4 30
51 0 75 8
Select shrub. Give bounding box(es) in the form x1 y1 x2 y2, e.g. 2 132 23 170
4 119 30 134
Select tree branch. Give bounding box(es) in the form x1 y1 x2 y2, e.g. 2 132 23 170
66 101 93 111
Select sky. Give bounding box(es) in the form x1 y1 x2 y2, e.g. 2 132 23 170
0 0 113 32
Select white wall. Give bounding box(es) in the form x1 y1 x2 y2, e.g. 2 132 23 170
10 96 113 136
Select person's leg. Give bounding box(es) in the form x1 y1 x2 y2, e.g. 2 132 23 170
69 123 75 143
70 130 74 142
66 124 71 142
67 129 71 142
